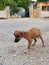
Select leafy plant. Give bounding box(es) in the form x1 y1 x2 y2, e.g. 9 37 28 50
0 0 31 16
14 0 31 16
0 3 5 10
37 0 47 2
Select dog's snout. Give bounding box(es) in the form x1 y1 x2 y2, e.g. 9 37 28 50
14 38 20 42
14 40 19 42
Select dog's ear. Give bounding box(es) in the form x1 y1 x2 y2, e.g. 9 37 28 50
14 30 17 36
20 31 26 37
14 31 16 37
14 32 15 36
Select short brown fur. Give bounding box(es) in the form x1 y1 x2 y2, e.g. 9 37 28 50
14 28 45 49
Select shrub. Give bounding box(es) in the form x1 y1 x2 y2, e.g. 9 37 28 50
0 4 5 10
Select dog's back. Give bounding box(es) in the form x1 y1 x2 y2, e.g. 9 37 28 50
29 28 41 39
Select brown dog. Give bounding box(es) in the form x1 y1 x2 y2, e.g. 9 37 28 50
14 28 45 49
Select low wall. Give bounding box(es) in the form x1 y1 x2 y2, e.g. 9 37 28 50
0 6 10 19
0 9 7 18
40 11 49 18
29 9 39 18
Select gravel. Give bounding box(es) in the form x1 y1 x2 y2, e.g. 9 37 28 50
0 18 49 65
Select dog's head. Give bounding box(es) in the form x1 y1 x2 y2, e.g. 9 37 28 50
14 30 25 42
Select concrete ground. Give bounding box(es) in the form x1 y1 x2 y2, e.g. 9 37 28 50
0 18 49 65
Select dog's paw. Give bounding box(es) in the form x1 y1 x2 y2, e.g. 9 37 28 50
24 52 27 54
42 45 45 48
32 44 35 46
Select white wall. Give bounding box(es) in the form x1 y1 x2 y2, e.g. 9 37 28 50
0 9 7 18
0 6 10 18
40 11 49 18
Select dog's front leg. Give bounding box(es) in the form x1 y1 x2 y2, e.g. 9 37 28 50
28 39 32 49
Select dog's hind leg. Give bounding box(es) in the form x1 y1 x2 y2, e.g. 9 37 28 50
40 35 45 47
32 39 37 46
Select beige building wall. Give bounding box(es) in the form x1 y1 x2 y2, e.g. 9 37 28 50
33 9 39 18
6 6 10 19
0 6 10 19
29 8 39 18
37 2 49 18
29 2 49 18
29 8 33 18
37 2 49 6
0 9 7 18
40 11 49 18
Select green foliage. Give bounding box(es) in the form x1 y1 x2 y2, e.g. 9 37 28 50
4 0 19 15
37 0 48 2
0 0 31 16
4 0 14 5
10 2 19 15
0 0 5 10
0 3 5 10
16 0 31 16
0 0 19 14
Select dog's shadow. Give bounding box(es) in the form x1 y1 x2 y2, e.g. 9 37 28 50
6 43 46 57
6 45 34 55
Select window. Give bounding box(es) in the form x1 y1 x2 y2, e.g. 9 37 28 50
42 6 46 11
47 6 49 11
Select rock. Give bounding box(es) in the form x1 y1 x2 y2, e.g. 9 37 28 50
13 54 16 57
40 57 43 62
24 52 27 54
